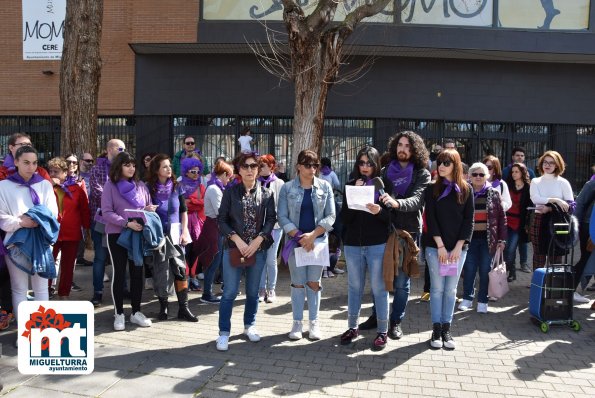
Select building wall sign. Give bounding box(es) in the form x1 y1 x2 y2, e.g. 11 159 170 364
400 0 493 26
499 0 589 30
22 0 66 60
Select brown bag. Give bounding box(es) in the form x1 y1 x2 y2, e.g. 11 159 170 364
229 247 256 268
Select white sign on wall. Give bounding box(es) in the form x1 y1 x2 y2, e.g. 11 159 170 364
22 0 66 60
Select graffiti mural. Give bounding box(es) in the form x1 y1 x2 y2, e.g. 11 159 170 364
499 0 590 30
398 0 492 26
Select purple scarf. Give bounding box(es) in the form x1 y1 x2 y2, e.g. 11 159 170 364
8 172 45 205
438 179 461 202
154 179 173 203
282 231 303 263
116 180 146 208
3 153 15 172
491 179 502 189
320 166 332 176
590 174 595 181
364 178 380 203
386 161 414 197
474 182 490 199
58 175 78 198
180 176 201 199
258 173 277 187
207 171 217 186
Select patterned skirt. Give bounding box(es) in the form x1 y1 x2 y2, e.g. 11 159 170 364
530 212 562 270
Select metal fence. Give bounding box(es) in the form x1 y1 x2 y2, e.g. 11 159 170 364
1 115 593 191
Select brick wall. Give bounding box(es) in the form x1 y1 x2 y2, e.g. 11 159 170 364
0 0 199 116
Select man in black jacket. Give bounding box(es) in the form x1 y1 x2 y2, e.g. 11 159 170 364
359 131 431 340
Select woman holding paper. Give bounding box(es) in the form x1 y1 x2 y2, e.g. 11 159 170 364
423 149 473 350
216 152 276 351
277 149 336 341
146 154 197 323
458 163 507 314
339 146 391 350
101 152 156 331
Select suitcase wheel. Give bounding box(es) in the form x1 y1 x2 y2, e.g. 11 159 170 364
570 320 581 332
540 322 549 333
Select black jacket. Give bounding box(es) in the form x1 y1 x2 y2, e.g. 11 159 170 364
217 182 277 250
381 165 431 235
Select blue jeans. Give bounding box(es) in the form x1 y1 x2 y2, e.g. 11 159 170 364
345 244 389 333
218 250 266 335
519 241 529 265
426 247 467 324
202 234 224 299
504 228 520 273
462 238 491 304
259 228 282 290
91 222 108 294
288 253 324 322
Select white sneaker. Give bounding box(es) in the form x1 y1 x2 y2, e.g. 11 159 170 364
331 267 345 275
458 299 473 311
309 320 322 340
130 311 152 327
216 335 229 351
144 278 153 290
103 273 109 282
197 273 205 280
573 292 590 303
243 326 261 342
477 303 488 314
265 290 276 303
288 320 303 340
113 313 125 331
258 288 266 303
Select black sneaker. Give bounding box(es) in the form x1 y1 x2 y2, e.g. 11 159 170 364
340 328 359 345
441 323 455 350
91 293 102 307
358 315 377 330
429 323 442 349
372 333 388 351
71 282 83 292
388 321 403 340
76 259 93 267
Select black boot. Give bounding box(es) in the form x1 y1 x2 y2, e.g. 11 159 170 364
430 323 443 349
176 288 198 322
359 314 377 330
158 297 168 320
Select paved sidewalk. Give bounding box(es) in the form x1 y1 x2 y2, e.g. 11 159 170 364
1 256 594 397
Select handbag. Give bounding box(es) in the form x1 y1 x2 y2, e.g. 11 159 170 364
229 247 256 268
439 253 457 276
488 247 509 299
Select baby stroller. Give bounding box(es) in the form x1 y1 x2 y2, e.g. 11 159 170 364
529 203 581 333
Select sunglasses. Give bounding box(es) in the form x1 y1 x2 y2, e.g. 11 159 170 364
117 147 125 152
358 160 373 167
185 141 195 146
240 163 259 170
300 163 320 169
486 165 493 170
437 160 452 167
471 173 485 178
66 160 78 165
187 170 200 174
83 159 94 163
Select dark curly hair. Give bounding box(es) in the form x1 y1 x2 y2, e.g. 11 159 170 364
146 153 178 194
387 131 429 170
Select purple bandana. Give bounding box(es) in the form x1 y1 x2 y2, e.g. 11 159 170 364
320 166 332 176
438 179 461 202
180 176 201 199
58 175 78 198
282 231 303 263
3 153 15 172
386 161 414 197
258 173 277 187
8 172 45 205
116 180 146 208
474 182 490 199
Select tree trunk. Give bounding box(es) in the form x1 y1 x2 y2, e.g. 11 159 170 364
59 0 103 157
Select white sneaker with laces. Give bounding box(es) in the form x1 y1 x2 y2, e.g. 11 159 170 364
573 292 590 303
243 326 261 342
130 311 152 327
309 320 322 340
288 320 303 340
113 313 125 331
265 290 276 303
458 299 473 311
216 335 229 351
477 303 488 313
331 267 345 274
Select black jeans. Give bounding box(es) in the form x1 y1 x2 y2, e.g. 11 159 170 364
107 234 143 315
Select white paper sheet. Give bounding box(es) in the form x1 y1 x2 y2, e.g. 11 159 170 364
345 185 374 213
294 242 330 267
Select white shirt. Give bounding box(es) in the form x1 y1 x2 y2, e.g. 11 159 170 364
494 179 512 211
204 184 223 219
530 173 574 207
238 136 253 152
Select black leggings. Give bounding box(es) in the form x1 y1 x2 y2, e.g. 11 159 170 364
107 234 143 315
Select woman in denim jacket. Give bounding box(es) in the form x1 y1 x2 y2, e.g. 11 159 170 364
278 150 336 341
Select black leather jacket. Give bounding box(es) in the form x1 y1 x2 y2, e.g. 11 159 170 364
217 182 277 250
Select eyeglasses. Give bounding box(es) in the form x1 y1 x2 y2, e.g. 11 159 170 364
437 160 452 167
471 173 485 178
486 165 493 170
117 147 125 152
187 170 200 174
66 160 78 165
13 142 32 147
185 141 195 146
300 163 319 169
144 158 152 162
240 163 259 170
542 160 556 166
357 160 373 167
83 159 94 163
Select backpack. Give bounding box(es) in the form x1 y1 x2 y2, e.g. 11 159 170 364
538 203 578 257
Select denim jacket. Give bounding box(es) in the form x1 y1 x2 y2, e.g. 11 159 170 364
277 176 336 238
